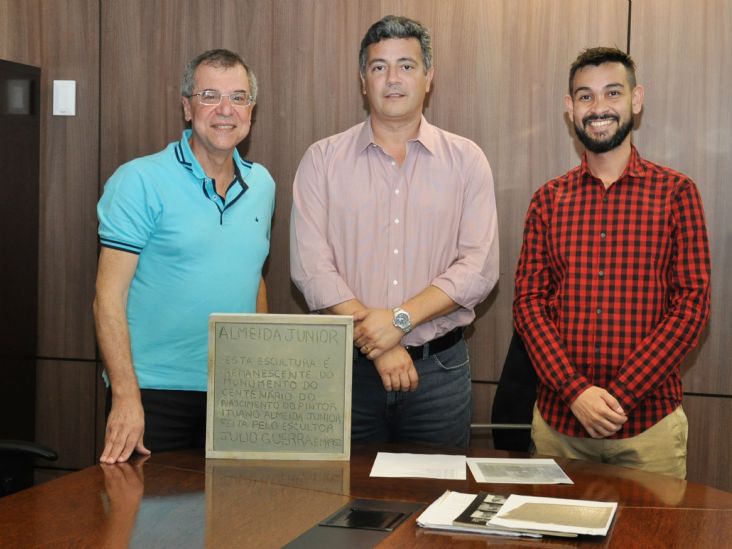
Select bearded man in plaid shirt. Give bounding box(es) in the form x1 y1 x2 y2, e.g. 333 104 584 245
514 47 710 479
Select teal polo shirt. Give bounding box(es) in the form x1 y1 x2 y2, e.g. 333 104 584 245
98 129 275 391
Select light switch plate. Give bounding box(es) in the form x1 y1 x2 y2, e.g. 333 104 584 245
53 80 76 116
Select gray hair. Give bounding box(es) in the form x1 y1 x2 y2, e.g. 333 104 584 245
180 48 258 100
359 15 433 75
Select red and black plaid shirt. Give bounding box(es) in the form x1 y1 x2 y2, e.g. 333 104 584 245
514 146 711 438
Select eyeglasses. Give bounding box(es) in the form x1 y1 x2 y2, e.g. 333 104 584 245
189 89 255 108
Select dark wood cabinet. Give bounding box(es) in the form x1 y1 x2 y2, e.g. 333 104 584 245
0 59 40 441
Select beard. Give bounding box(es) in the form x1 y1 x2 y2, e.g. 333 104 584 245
574 113 634 153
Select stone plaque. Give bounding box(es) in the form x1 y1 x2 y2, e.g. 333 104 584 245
206 314 352 460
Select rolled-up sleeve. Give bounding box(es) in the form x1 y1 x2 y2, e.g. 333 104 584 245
290 144 355 311
430 146 499 309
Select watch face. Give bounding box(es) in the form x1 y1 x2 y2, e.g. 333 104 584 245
393 310 411 332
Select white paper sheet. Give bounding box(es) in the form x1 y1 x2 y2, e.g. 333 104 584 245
369 452 467 479
467 458 573 484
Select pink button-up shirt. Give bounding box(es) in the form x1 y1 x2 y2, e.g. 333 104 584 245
290 117 499 346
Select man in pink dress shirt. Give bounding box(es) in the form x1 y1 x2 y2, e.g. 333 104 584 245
290 15 499 447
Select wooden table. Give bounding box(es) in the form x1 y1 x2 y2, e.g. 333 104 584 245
1 445 731 548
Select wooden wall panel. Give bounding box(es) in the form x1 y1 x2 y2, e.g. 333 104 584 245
630 0 732 494
36 0 99 360
100 0 221 183
684 395 732 491
0 0 42 67
35 360 97 469
631 0 732 397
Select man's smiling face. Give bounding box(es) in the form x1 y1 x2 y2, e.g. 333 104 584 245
182 63 253 157
566 61 643 153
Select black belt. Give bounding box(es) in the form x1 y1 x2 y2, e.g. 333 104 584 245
356 327 464 361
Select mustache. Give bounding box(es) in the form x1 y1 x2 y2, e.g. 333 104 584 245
583 113 619 125
385 84 405 94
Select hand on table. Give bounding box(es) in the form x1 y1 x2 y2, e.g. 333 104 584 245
100 396 150 464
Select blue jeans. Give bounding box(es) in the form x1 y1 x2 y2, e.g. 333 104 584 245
351 339 471 448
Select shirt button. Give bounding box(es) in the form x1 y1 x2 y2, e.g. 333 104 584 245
394 218 400 224
600 232 606 239
390 160 396 167
392 280 398 286
596 308 602 315
393 249 399 255
598 270 604 277
395 189 400 195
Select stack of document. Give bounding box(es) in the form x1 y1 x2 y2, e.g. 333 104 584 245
417 490 617 538
417 491 543 538
370 453 616 538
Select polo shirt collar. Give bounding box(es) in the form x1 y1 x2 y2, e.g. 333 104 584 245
357 115 437 155
174 129 253 184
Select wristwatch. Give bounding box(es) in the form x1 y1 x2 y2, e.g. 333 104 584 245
392 307 412 334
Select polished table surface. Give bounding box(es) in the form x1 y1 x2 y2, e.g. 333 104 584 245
1 445 731 548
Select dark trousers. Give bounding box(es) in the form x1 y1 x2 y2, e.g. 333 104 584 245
351 339 472 448
105 388 207 453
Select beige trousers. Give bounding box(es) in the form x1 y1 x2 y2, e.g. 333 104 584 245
531 404 688 479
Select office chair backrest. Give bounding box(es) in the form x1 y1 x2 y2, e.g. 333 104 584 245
0 440 58 497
